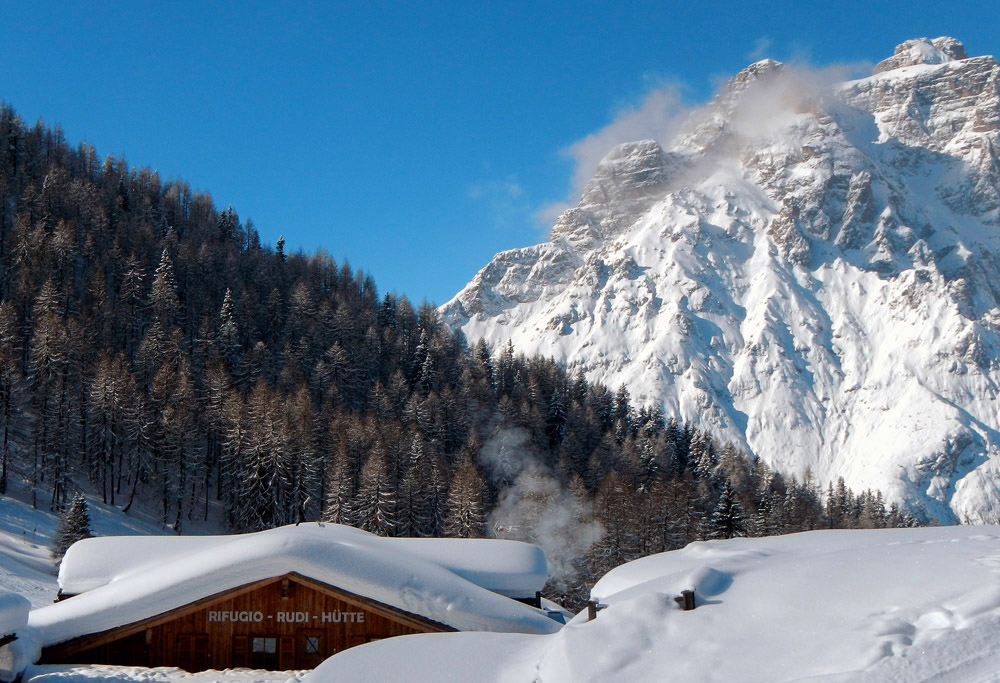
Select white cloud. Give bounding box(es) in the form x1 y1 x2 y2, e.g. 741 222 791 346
466 176 529 231
534 201 571 229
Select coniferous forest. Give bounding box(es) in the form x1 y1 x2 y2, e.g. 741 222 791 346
0 104 917 608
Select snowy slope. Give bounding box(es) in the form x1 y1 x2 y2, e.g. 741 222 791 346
0 494 179 609
307 525 1000 683
443 37 1000 523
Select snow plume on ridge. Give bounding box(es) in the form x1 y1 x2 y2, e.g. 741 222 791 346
478 427 602 590
724 61 871 142
536 85 686 225
564 86 686 193
539 56 871 222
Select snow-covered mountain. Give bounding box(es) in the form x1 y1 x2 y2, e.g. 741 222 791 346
442 37 1000 523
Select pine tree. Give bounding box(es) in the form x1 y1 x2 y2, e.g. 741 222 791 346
0 301 21 494
116 254 146 356
86 353 141 506
321 454 355 526
706 482 745 540
51 493 92 563
399 432 438 537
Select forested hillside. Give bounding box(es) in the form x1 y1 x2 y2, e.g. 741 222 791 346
0 104 911 606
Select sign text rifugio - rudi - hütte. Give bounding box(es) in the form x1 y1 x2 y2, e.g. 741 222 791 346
207 609 366 624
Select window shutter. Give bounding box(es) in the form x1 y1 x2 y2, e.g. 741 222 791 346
279 636 295 669
232 635 249 668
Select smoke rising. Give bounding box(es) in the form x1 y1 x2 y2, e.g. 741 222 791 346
478 427 603 590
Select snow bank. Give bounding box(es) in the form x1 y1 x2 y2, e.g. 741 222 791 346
22 664 307 683
307 526 1000 682
0 591 30 683
0 591 30 637
13 524 559 673
1 491 196 610
57 536 223 595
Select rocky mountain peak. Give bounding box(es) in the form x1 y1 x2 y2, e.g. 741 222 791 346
730 58 784 87
715 58 787 109
873 36 968 74
550 140 677 246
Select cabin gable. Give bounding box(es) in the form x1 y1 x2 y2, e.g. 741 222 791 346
41 573 454 671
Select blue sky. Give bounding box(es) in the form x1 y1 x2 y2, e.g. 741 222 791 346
2 1 998 304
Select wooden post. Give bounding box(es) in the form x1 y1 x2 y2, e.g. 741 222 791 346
587 600 598 621
673 589 696 611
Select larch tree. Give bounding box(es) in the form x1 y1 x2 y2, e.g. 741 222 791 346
443 449 487 538
355 443 398 537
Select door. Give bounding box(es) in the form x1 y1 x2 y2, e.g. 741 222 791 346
279 636 294 670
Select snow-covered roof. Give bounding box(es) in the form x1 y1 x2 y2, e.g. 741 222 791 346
58 528 547 599
0 591 29 637
15 523 560 668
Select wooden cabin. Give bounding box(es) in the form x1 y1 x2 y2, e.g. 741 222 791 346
24 524 562 673
41 572 452 670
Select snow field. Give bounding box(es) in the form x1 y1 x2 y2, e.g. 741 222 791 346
22 665 307 683
307 526 1000 682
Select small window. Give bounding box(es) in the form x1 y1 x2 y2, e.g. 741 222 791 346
252 637 277 654
305 635 320 655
